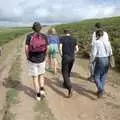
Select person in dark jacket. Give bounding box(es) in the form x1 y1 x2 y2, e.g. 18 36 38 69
59 29 79 98
25 22 48 101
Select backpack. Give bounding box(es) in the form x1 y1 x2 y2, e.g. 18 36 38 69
29 33 47 52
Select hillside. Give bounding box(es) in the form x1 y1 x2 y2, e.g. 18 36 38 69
0 27 31 46
55 16 120 72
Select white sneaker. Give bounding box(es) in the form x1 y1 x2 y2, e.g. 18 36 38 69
40 90 45 100
36 96 41 101
36 93 41 101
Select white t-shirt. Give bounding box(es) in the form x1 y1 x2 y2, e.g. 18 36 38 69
91 37 113 62
92 31 109 46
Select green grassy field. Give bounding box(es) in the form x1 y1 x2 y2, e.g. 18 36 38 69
55 16 120 72
0 27 31 46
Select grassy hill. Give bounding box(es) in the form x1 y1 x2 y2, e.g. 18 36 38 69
55 16 120 72
0 27 31 46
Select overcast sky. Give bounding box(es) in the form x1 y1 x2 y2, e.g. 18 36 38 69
0 0 120 26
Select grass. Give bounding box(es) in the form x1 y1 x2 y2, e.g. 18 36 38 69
0 27 31 68
2 38 22 120
34 100 56 120
0 28 31 46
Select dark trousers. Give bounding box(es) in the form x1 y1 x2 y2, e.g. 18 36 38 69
62 55 74 90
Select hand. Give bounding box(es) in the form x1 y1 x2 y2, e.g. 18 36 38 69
109 56 115 69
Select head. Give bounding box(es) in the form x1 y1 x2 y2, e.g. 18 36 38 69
32 22 41 32
95 22 101 29
96 29 103 40
64 29 71 35
48 27 57 35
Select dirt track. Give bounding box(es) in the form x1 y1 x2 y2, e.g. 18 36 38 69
0 37 24 119
0 28 120 120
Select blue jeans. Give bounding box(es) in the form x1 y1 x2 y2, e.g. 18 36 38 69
94 57 109 93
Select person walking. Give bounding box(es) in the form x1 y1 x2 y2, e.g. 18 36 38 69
59 29 79 98
47 27 59 74
25 22 48 101
90 29 113 98
88 22 109 82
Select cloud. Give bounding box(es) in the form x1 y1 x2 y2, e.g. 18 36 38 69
0 0 120 26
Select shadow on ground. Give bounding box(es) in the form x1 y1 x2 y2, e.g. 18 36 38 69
57 68 88 81
2 76 35 100
3 72 96 101
46 76 96 100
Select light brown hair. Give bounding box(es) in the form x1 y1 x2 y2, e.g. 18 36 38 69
48 27 57 35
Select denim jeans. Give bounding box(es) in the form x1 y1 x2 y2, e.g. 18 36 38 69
94 57 109 93
62 55 74 90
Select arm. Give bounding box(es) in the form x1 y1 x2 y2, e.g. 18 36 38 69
104 32 109 41
74 38 79 53
108 41 115 68
75 45 79 53
59 43 62 57
25 34 30 59
59 37 63 57
90 42 98 63
25 45 29 59
104 32 112 55
91 32 96 46
108 41 113 56
46 44 49 56
44 35 49 56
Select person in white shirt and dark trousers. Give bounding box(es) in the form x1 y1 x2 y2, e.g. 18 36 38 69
90 29 113 98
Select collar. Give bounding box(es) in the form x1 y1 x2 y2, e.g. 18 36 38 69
66 34 70 36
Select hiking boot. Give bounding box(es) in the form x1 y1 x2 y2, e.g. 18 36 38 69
88 76 95 83
36 93 41 101
67 89 72 98
97 91 103 98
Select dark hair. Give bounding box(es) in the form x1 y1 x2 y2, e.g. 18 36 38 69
96 29 103 40
64 29 71 34
95 22 101 29
32 22 41 32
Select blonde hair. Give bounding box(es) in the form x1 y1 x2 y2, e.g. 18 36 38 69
48 27 57 35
